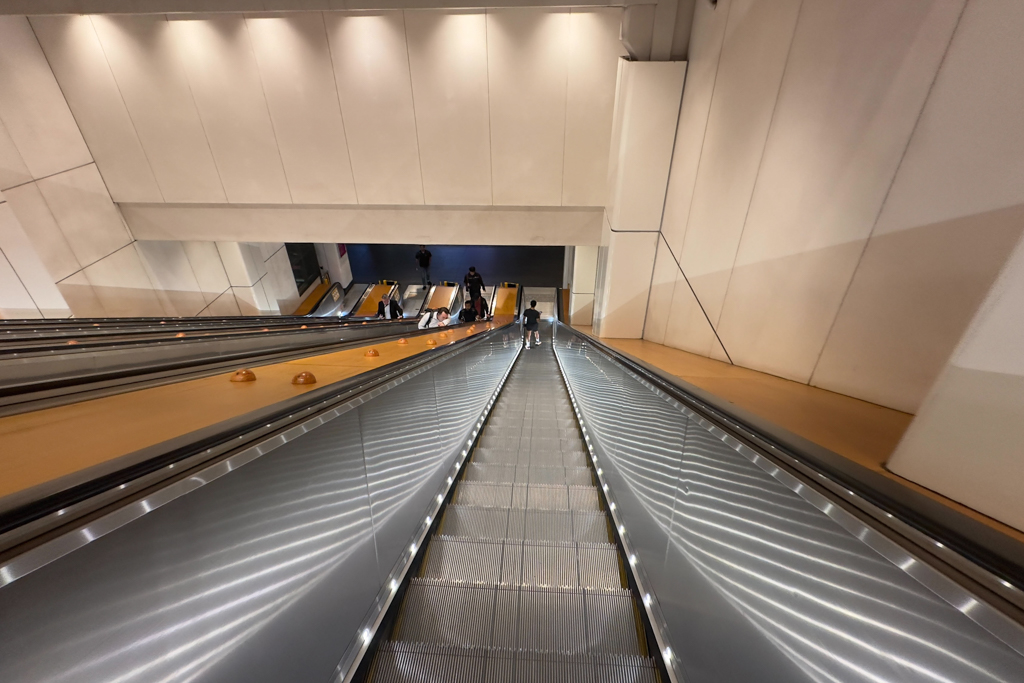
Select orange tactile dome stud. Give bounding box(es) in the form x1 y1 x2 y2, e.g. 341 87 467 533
365 348 380 357
292 371 317 385
262 328 270 332
66 340 79 345
426 339 438 347
175 332 186 338
230 368 256 382
438 332 448 339
397 338 408 345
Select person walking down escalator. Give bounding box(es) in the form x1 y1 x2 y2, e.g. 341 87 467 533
464 267 485 300
415 246 432 287
377 293 403 320
524 300 541 349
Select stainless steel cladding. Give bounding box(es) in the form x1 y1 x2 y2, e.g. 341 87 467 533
552 332 1024 683
0 334 518 683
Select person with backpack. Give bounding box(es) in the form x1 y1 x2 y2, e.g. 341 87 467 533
418 307 451 329
523 300 541 348
458 300 480 324
463 267 485 300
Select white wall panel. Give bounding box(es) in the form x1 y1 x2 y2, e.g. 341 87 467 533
200 289 242 317
662 270 728 359
562 8 623 207
36 164 132 269
0 200 70 317
0 118 32 191
135 240 207 316
658 0 732 258
245 12 357 204
487 8 569 206
605 60 686 233
677 0 800 325
0 17 92 180
405 10 491 206
326 11 423 205
263 245 301 314
56 271 106 318
3 181 80 280
91 15 226 203
167 16 290 204
873 0 1024 236
642 237 679 345
81 244 165 317
183 240 230 305
124 203 603 245
717 0 963 382
31 16 163 203
592 229 658 338
0 247 39 319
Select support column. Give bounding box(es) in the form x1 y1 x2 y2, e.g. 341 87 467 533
592 59 686 338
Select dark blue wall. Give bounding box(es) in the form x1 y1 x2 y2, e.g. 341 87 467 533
346 244 565 288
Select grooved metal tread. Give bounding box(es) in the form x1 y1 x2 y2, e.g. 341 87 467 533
370 344 651 681
370 641 657 683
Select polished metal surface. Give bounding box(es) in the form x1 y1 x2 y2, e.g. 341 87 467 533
0 331 519 683
369 338 657 681
553 329 1024 683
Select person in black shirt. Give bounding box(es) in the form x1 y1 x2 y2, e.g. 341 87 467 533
464 266 485 300
458 300 480 324
377 293 403 319
470 293 489 320
523 300 541 348
415 246 432 287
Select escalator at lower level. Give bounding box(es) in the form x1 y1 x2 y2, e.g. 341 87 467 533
369 343 658 681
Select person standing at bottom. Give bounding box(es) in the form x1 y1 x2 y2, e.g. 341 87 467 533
523 300 541 349
415 245 432 287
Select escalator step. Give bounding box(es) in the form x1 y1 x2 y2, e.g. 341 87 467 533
439 506 511 540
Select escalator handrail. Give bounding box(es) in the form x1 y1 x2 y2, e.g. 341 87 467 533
553 321 1024 606
0 318 523 555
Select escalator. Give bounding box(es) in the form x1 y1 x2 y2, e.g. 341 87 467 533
368 337 658 681
1 311 1023 683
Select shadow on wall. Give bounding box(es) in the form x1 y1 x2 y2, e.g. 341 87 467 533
347 244 565 288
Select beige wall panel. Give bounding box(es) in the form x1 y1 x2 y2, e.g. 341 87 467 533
3 182 81 281
716 240 864 382
325 11 423 205
0 118 31 190
487 8 569 206
812 204 1024 413
216 241 263 287
36 164 132 268
890 366 1024 531
658 0 731 259
183 240 230 305
662 271 723 358
167 16 290 204
31 16 163 203
200 289 242 317
592 230 658 338
874 0 1024 236
677 267 730 350
405 10 491 206
562 8 624 207
678 0 800 324
90 15 226 203
569 291 594 327
0 250 39 319
735 0 962 266
570 244 598 295
255 241 283 263
0 17 92 180
263 245 301 314
0 200 70 317
56 271 106 318
642 238 679 345
135 240 207 316
125 204 603 245
245 13 357 205
81 245 165 317
606 61 686 233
